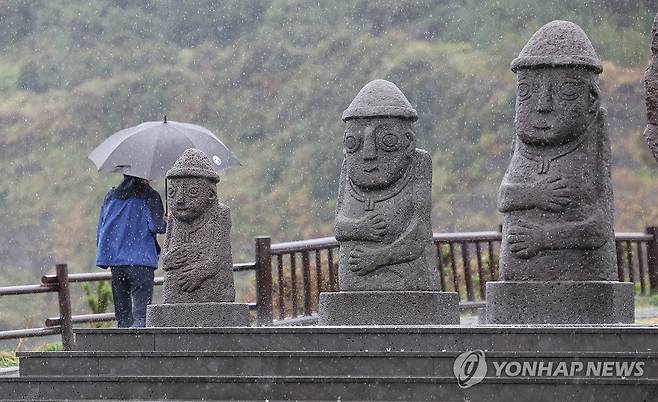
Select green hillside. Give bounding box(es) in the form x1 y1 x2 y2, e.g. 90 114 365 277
1 0 658 334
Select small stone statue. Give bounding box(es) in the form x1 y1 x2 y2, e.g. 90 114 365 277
318 79 458 325
146 148 248 327
335 79 438 291
498 20 617 282
486 21 633 324
645 12 658 160
161 148 235 303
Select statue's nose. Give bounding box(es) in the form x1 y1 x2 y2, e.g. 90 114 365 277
536 83 553 113
363 127 377 160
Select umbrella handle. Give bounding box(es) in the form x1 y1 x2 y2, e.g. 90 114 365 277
165 178 168 217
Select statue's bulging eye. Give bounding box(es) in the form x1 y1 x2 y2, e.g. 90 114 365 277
344 135 360 153
380 133 400 151
558 81 581 100
167 187 176 197
518 82 531 100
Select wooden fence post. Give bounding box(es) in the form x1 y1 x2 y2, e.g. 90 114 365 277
646 227 658 293
55 263 74 350
255 237 273 325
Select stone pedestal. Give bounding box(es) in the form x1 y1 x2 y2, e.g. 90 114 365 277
146 302 249 327
318 291 459 325
485 281 634 324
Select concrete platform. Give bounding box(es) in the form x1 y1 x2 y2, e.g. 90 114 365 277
17 350 658 378
0 375 656 401
73 326 658 352
2 325 657 401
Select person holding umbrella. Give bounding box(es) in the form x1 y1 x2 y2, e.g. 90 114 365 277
95 175 166 328
89 117 240 327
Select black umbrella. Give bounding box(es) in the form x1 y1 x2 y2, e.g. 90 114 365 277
88 116 240 180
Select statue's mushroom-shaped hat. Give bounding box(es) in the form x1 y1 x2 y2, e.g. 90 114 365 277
511 20 602 74
342 79 418 122
167 148 219 183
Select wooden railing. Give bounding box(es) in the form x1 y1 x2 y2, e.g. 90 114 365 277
2 228 658 349
260 228 658 321
0 260 258 350
0 264 72 348
264 236 339 322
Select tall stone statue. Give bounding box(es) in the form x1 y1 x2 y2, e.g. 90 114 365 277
335 80 438 290
486 21 634 324
318 79 458 325
645 12 658 161
146 148 249 327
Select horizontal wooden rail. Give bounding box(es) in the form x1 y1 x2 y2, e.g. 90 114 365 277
614 232 653 241
433 231 501 242
46 313 116 327
0 327 61 340
271 236 338 254
44 304 258 327
41 262 257 284
42 272 110 284
233 262 257 272
0 284 57 296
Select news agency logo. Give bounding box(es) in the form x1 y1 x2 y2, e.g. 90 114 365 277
453 350 487 389
453 350 647 389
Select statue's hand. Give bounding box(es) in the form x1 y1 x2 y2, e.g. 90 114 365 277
359 213 387 241
347 246 382 276
163 246 189 270
177 266 207 292
507 222 544 259
536 176 572 212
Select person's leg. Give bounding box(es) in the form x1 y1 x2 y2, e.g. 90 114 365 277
110 266 134 328
127 266 155 328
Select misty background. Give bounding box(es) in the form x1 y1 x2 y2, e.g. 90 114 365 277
1 0 657 336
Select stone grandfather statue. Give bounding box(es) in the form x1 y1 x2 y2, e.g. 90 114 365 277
146 148 248 327
335 79 438 291
645 12 658 160
486 21 633 324
161 149 235 303
498 20 615 281
318 79 458 325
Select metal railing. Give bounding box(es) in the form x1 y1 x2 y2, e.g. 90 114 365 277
2 228 658 349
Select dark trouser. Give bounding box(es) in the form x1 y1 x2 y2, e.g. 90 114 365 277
110 266 155 328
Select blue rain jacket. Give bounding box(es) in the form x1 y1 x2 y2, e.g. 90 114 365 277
95 178 166 269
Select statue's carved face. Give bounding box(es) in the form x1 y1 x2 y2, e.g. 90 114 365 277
515 67 598 146
344 117 414 190
168 177 215 222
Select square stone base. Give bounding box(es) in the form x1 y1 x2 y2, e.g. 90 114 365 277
146 302 250 327
318 291 459 325
485 281 634 324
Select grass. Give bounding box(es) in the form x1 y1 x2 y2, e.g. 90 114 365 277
650 294 658 307
635 294 658 308
0 352 18 368
35 342 63 352
0 341 63 369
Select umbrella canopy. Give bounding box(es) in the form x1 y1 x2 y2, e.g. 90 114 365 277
88 117 240 180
